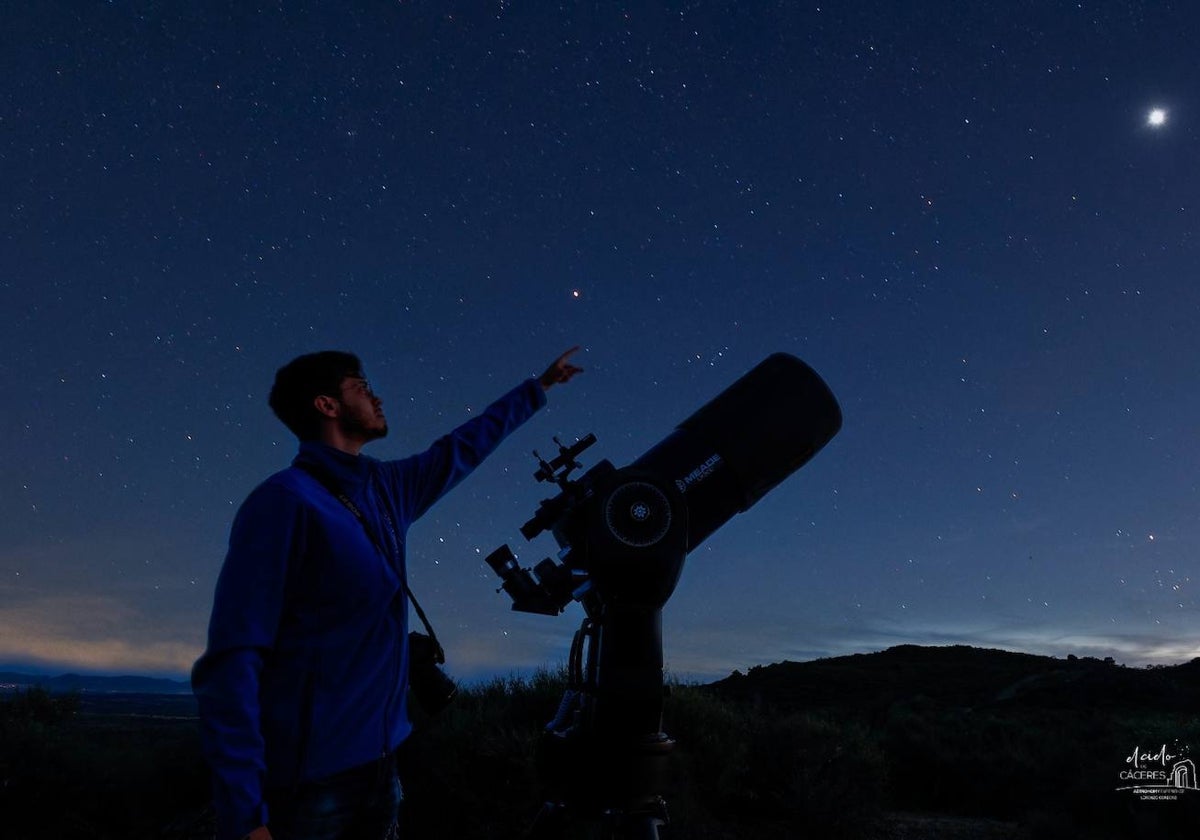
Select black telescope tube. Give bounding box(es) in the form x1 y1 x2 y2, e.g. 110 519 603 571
630 352 841 552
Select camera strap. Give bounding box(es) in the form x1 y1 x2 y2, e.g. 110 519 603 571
296 463 445 664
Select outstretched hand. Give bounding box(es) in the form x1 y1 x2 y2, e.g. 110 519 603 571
538 346 584 391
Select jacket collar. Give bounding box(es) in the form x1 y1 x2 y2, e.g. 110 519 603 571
293 440 378 493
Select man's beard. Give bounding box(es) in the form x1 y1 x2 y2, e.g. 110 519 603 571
340 411 388 442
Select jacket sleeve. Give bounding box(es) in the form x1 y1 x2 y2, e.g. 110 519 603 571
386 378 546 522
191 481 303 840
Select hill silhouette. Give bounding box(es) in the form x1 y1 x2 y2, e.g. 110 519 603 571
0 671 192 695
709 644 1200 713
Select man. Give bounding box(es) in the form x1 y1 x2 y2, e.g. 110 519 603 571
193 348 583 840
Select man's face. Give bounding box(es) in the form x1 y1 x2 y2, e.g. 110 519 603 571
336 375 388 442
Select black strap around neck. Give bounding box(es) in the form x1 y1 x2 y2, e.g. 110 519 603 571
296 462 444 661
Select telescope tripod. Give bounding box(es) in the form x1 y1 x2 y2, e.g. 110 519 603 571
525 606 676 840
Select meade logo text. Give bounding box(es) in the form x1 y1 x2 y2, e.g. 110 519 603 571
675 454 722 493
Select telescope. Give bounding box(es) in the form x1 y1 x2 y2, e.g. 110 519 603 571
485 352 842 840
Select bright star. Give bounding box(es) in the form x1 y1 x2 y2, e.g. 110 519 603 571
1147 108 1167 127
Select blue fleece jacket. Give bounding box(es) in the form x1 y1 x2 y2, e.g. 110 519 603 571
192 379 545 840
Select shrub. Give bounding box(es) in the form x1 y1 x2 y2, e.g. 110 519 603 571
665 685 885 838
0 685 80 725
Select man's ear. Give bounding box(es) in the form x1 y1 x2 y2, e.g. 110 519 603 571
313 394 340 419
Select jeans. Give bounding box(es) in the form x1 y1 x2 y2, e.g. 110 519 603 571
268 755 402 840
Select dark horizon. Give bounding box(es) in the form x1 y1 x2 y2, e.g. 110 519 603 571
5 639 1198 696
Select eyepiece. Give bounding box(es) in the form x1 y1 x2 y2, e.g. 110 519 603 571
485 544 521 577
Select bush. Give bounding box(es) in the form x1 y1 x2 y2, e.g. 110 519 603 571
397 673 883 839
0 686 80 725
0 690 208 839
399 668 568 839
666 685 885 838
18 670 1194 837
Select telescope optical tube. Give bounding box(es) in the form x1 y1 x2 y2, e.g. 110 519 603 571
630 352 842 552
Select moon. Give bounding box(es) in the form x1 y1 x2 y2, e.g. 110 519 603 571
1147 108 1167 127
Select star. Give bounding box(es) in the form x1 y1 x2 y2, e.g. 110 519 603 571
1147 108 1167 127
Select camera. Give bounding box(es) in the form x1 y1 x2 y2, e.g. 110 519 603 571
407 631 457 716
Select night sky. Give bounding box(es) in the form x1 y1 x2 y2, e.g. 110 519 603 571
4 2 1198 682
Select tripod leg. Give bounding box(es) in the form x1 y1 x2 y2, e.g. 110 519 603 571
604 798 669 840
527 801 571 840
607 816 660 840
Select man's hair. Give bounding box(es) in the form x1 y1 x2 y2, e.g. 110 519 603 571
269 351 364 440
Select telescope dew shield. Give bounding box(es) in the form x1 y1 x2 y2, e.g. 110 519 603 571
631 352 842 551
